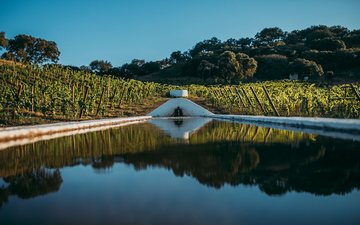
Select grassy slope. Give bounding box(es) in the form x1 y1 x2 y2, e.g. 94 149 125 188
0 62 171 126
1 61 359 126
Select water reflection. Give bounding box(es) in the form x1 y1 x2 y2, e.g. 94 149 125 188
0 119 359 207
149 117 212 139
121 138 360 195
0 168 62 208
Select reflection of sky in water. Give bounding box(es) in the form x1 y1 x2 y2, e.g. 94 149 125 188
0 179 6 186
2 164 359 225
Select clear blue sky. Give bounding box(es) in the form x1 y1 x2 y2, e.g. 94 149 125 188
1 0 359 66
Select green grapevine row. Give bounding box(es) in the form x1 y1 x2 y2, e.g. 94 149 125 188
0 64 172 123
1 62 359 125
187 81 360 118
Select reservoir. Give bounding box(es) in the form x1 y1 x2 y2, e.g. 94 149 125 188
0 118 359 225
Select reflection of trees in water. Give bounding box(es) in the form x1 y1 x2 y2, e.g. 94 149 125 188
0 123 170 177
121 139 360 196
92 155 116 173
0 168 62 208
190 121 317 144
124 142 260 188
0 122 312 178
0 121 359 197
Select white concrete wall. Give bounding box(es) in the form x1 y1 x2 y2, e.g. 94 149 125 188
169 90 188 97
0 119 149 150
210 115 360 132
148 98 214 117
0 116 151 144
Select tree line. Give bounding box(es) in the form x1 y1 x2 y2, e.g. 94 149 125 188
1 25 359 84
0 32 60 64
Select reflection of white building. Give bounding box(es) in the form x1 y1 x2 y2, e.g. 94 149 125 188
289 73 298 80
150 118 212 139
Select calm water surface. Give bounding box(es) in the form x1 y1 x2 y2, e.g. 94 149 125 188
0 118 359 225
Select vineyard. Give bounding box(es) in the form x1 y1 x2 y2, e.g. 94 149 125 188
188 81 360 118
1 62 360 126
0 62 173 125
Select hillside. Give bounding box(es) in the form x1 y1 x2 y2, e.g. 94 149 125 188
1 63 360 126
83 25 360 85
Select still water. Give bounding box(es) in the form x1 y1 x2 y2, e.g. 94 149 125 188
0 118 359 225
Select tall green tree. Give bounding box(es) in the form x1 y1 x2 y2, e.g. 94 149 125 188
140 61 160 75
254 54 289 79
89 60 113 74
197 60 217 81
305 28 334 42
216 51 240 84
170 51 182 64
284 30 302 45
0 32 8 50
255 27 285 46
343 29 360 48
308 38 346 51
235 53 257 78
190 37 222 57
216 52 258 83
237 37 253 50
131 59 145 67
329 25 350 38
288 58 324 79
120 63 141 78
3 34 60 64
304 25 349 40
